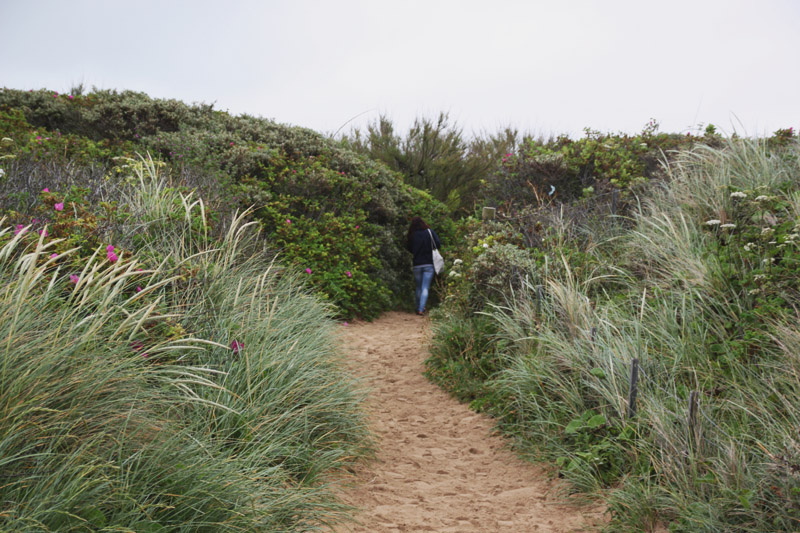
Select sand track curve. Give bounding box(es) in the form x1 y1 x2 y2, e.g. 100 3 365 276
332 312 605 532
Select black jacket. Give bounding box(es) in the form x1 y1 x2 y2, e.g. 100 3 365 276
408 229 442 267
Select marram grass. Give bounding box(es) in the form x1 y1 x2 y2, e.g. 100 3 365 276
0 159 371 531
432 138 800 531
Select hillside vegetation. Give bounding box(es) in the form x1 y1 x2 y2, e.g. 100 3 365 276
0 87 453 319
427 133 800 530
2 85 798 531
0 157 374 530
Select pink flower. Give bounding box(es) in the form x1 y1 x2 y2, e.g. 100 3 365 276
131 341 149 358
50 253 58 259
355 225 359 230
68 95 74 100
230 340 244 354
229 142 234 146
54 202 64 211
39 229 48 237
346 271 352 278
69 274 79 284
343 321 348 326
14 224 25 236
36 136 42 140
305 268 312 274
42 188 49 193
106 245 115 252
136 286 142 292
107 251 118 263
286 219 291 224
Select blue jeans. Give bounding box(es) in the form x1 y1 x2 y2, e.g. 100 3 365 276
413 265 435 313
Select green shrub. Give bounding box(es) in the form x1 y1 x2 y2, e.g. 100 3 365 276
430 137 800 530
0 87 455 318
340 113 519 214
0 160 372 530
483 120 702 209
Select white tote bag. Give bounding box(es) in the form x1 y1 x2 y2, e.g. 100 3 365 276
428 229 444 274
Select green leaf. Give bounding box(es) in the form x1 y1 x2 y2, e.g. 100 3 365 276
79 506 107 528
586 415 606 428
738 489 753 510
564 418 583 434
132 521 167 533
589 368 606 379
695 473 717 484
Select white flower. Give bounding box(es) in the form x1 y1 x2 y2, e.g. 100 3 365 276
753 274 765 281
755 195 770 202
705 219 721 226
453 259 463 265
482 243 489 248
748 288 761 295
761 227 774 236
0 168 4 178
743 242 756 251
730 191 747 199
720 223 736 229
768 240 777 245
762 257 775 264
448 270 457 277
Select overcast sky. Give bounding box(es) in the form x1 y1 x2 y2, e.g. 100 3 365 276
1 0 797 139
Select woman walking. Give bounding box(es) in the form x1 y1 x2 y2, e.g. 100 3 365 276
406 216 442 316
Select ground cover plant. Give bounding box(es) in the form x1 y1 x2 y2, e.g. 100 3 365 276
427 133 800 531
0 157 372 531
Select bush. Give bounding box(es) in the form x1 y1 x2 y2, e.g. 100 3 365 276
430 137 800 530
0 87 456 318
0 160 372 530
483 120 703 210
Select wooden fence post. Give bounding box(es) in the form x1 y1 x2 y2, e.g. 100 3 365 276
535 285 544 315
482 207 496 221
627 358 639 419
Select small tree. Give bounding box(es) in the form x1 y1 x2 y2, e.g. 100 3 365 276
342 113 519 215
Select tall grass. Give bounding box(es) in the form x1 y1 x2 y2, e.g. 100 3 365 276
0 158 371 531
439 138 800 530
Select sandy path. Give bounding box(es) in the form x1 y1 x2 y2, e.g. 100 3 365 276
333 312 605 532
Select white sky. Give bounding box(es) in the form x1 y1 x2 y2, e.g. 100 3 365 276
1 0 798 139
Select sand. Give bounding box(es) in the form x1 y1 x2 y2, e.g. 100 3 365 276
332 311 606 532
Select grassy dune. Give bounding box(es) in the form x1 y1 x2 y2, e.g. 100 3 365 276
0 159 371 531
429 138 800 530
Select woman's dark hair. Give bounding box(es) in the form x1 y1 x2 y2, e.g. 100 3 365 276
407 216 429 247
